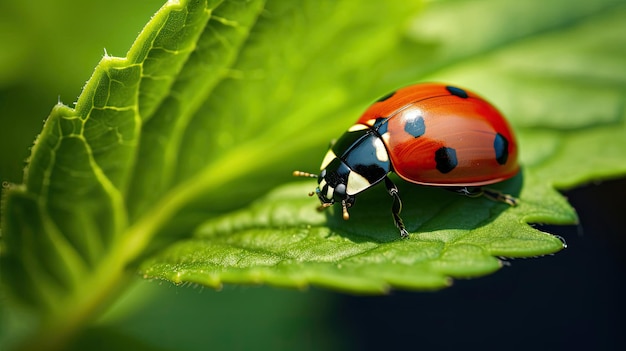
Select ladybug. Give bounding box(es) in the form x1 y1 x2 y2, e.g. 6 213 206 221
294 83 519 238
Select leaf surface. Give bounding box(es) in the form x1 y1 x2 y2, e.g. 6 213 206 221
2 0 626 348
140 0 626 291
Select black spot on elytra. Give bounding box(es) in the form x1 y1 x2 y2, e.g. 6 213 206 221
494 133 509 165
376 90 396 102
435 147 458 174
446 86 468 99
404 116 425 138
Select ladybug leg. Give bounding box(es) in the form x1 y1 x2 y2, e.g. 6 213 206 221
451 186 483 198
451 187 518 206
482 188 518 206
384 177 409 238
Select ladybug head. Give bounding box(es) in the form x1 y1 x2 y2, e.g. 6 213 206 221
315 166 356 205
293 158 371 220
294 127 391 221
293 165 357 220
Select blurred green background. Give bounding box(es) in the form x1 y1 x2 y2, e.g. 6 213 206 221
0 1 164 184
1 1 624 350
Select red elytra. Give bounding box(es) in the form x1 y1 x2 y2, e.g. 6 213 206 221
294 83 520 238
357 83 519 186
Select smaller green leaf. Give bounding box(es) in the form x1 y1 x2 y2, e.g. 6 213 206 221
141 174 568 293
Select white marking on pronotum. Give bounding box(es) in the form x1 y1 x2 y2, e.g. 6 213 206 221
326 186 334 200
381 132 391 145
373 137 388 162
347 171 371 195
319 179 327 190
348 124 369 132
366 119 378 126
320 150 336 170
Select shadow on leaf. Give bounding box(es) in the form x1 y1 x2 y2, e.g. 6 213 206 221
323 171 524 244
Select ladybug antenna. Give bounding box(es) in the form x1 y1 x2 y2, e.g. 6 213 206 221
294 171 320 197
293 170 318 178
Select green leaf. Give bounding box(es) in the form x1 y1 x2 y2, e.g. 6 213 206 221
2 0 265 348
139 0 626 291
2 0 626 348
140 179 570 293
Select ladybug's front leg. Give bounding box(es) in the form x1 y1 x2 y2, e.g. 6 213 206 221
384 177 409 238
